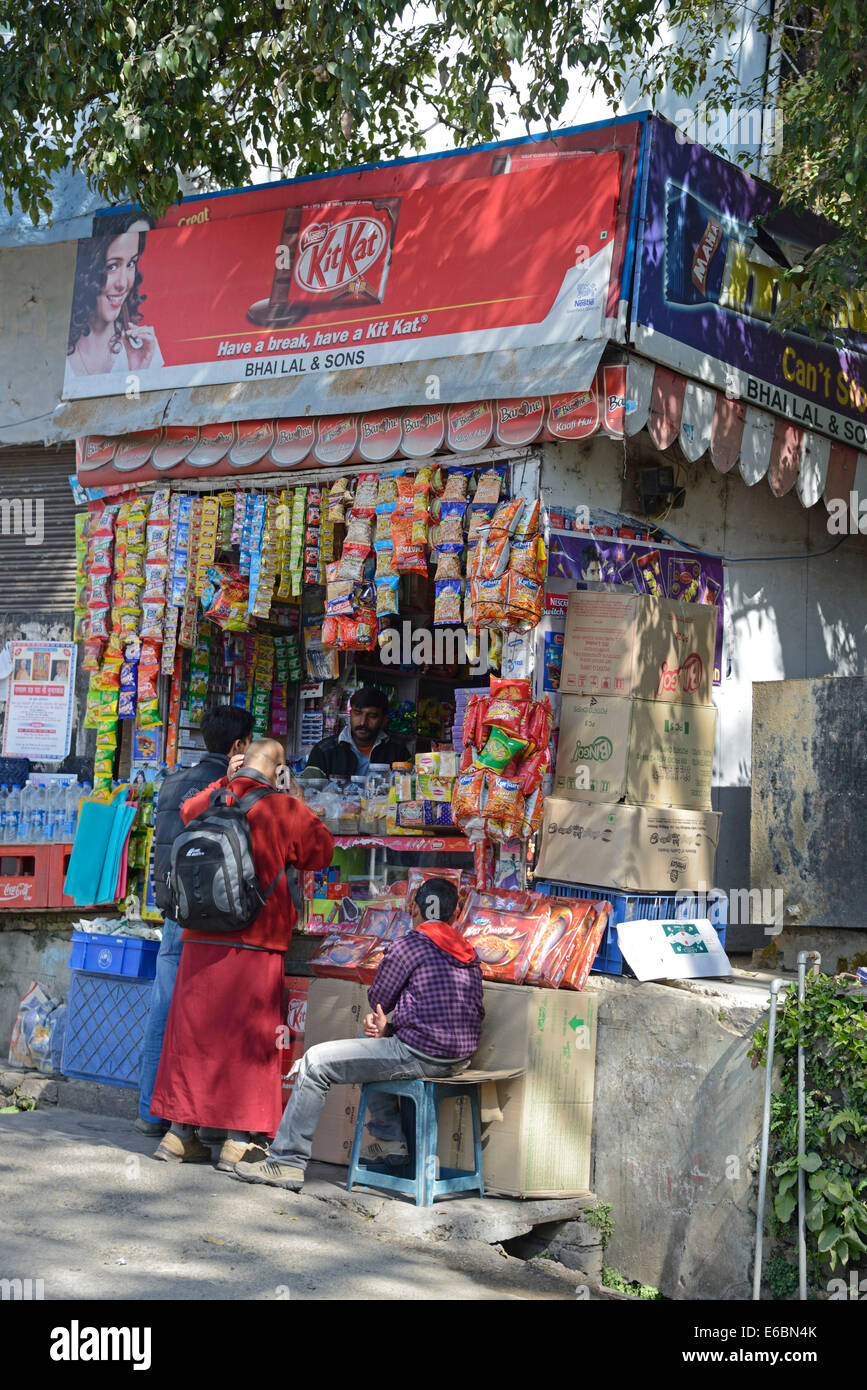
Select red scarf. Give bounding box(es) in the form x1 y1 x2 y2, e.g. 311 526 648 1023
417 920 477 963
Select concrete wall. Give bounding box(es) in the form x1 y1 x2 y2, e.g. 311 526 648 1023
588 973 767 1300
540 436 867 947
0 926 76 1049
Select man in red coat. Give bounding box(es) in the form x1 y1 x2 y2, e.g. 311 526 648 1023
151 738 334 1171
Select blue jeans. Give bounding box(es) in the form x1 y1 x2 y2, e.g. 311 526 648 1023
137 918 183 1124
270 1035 463 1170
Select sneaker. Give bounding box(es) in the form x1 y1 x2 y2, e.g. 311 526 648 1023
216 1138 268 1173
152 1131 212 1164
134 1117 169 1137
232 1151 304 1190
361 1138 409 1165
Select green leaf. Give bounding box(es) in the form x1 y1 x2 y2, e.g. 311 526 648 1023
775 1190 797 1224
818 1225 841 1252
778 1171 797 1194
798 1151 823 1172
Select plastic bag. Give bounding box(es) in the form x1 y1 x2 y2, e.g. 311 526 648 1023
8 982 61 1072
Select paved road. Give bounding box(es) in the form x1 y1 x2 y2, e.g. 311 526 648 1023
0 1107 590 1301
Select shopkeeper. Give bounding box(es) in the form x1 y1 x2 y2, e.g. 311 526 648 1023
304 687 411 779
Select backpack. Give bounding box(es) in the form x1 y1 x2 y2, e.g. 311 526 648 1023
166 784 296 934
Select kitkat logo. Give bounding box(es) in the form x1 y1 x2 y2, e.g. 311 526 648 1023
296 217 387 294
657 653 703 696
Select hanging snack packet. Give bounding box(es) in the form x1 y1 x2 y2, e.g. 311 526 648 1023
476 726 528 771
434 551 462 581
327 476 351 523
375 577 400 618
345 515 373 548
374 541 397 579
352 473 379 518
473 466 507 506
482 694 530 739
490 675 532 702
475 574 509 627
392 515 428 575
436 500 466 552
467 506 495 542
434 578 463 626
442 467 473 501
338 541 371 583
482 774 524 823
451 771 486 837
489 498 524 537
508 537 545 581
376 471 402 509
512 498 540 539
505 572 543 629
479 534 510 580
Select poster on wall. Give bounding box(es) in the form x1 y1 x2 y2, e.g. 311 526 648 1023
62 121 644 401
547 532 725 684
634 115 867 449
2 641 77 761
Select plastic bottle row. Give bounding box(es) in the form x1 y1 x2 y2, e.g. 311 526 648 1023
0 782 93 844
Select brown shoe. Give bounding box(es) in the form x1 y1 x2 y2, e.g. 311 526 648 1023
153 1131 212 1164
217 1138 269 1173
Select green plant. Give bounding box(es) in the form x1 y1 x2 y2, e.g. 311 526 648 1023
601 1266 662 1300
750 974 867 1281
0 1087 38 1114
766 1254 799 1300
584 1201 614 1251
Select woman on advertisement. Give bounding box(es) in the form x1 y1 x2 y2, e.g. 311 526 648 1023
66 212 164 381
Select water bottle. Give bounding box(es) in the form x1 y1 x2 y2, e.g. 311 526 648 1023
5 786 21 842
24 784 45 843
45 784 61 843
63 783 80 841
0 787 7 841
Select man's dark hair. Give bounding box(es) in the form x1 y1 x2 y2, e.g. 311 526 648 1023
200 705 254 755
414 877 459 924
349 686 390 713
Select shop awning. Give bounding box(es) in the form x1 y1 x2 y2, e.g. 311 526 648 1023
625 356 867 512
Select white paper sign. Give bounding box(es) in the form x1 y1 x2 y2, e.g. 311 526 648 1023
2 641 77 762
616 918 731 981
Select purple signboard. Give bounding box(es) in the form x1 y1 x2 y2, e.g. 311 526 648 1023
548 531 725 684
633 116 867 450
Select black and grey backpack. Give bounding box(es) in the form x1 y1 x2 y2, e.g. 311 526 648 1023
167 785 295 933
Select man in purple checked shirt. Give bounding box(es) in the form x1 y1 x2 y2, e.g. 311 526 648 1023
233 877 484 1191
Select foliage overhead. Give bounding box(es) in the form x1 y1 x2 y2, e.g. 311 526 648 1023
0 1 864 315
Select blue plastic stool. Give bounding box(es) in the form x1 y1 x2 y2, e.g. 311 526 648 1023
346 1078 484 1207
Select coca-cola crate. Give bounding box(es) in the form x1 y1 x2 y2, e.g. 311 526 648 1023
0 844 51 910
49 843 100 910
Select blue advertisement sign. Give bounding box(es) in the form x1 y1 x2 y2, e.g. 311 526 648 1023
633 116 867 449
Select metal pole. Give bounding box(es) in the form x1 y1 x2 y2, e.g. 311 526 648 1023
796 950 821 1301
753 978 788 1300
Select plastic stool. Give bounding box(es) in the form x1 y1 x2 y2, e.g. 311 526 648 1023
346 1078 484 1207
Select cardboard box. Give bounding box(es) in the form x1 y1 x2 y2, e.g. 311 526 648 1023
281 977 310 1103
560 592 717 705
303 978 368 1165
536 797 721 892
553 695 633 801
438 982 597 1198
626 699 717 811
304 978 598 1198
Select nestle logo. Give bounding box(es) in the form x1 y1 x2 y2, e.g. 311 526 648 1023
299 222 329 250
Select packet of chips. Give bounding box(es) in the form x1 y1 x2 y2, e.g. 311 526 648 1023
505 573 543 629
508 537 545 581
327 476 351 523
392 516 428 576
442 467 473 501
434 578 463 625
512 498 540 539
338 541 371 583
475 575 509 627
476 726 528 771
474 466 507 506
479 535 510 580
376 577 400 617
489 499 524 537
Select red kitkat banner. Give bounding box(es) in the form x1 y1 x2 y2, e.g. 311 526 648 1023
64 124 641 401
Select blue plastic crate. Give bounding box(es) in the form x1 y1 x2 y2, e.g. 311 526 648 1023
68 931 159 979
535 880 728 976
61 971 153 1088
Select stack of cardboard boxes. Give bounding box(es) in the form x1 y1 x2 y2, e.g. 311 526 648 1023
304 976 598 1198
537 591 722 893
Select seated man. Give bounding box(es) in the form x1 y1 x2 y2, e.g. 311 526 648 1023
233 876 484 1190
304 686 410 778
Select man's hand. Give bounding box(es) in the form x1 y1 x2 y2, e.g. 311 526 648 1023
227 753 245 778
363 1004 389 1038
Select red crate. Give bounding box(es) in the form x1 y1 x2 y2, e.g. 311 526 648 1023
0 845 51 910
48 842 101 910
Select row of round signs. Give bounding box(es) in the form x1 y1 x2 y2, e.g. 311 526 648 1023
77 364 628 481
